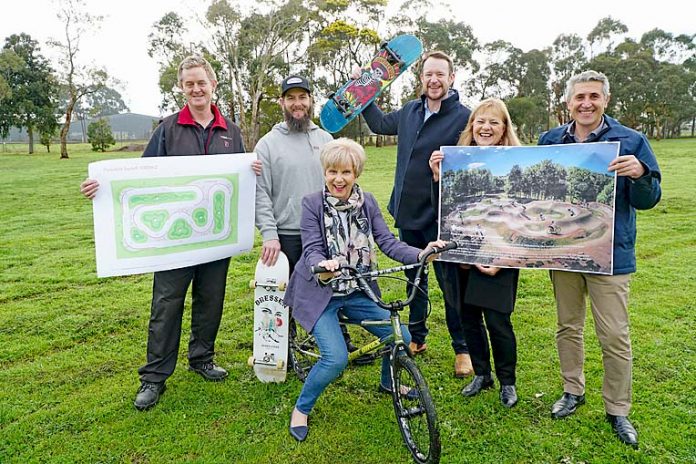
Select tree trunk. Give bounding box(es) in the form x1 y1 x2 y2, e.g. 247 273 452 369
28 125 34 155
358 114 364 146
60 98 76 159
80 115 87 143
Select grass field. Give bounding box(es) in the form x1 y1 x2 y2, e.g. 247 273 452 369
1 139 694 463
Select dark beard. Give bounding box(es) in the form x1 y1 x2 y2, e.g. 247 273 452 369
284 104 313 132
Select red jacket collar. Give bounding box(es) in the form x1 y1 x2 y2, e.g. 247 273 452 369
177 103 228 130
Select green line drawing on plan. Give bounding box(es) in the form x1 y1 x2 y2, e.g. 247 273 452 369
111 174 239 258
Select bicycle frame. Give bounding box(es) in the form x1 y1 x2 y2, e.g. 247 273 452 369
346 312 406 363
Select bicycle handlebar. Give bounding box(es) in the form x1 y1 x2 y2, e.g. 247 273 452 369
310 241 457 311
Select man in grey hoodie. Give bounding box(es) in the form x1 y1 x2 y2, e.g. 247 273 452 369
255 75 361 355
255 75 333 272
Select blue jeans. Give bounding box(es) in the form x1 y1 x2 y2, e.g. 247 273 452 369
294 292 411 415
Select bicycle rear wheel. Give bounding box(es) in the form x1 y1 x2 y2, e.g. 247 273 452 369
390 351 440 464
288 319 320 382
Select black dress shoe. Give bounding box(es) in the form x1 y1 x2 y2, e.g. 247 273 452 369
500 384 518 408
461 375 494 397
134 381 166 411
289 424 309 442
606 414 638 447
189 361 228 381
550 392 585 419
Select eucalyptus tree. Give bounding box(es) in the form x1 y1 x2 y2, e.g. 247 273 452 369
0 33 58 154
465 40 519 101
305 0 387 141
147 11 191 112
205 0 312 148
587 16 628 59
389 0 479 102
504 49 551 138
549 33 587 125
51 0 108 159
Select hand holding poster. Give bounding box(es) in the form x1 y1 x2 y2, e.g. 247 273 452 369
437 142 618 274
88 153 257 277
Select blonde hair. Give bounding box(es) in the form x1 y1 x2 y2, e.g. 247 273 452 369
177 55 217 86
458 98 521 147
320 138 366 177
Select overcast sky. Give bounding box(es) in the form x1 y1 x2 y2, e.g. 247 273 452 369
4 0 693 117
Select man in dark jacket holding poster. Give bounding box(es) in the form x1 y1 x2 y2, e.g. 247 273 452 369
361 50 474 377
538 70 661 447
80 55 251 411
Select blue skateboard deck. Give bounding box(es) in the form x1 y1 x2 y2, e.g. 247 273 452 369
320 34 423 134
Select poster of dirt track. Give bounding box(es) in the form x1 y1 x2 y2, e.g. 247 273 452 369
437 142 619 275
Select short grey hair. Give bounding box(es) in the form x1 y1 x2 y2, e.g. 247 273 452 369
177 55 217 86
565 70 610 102
320 138 366 177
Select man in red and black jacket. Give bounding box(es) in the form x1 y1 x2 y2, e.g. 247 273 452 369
81 55 249 411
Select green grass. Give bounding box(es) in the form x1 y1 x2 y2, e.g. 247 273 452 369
1 140 695 463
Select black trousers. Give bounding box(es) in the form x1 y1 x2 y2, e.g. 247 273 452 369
399 222 468 354
138 258 231 383
279 234 303 276
460 303 517 385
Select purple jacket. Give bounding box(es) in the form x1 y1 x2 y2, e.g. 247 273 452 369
284 190 422 332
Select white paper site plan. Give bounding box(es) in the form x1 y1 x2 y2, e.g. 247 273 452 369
88 153 257 277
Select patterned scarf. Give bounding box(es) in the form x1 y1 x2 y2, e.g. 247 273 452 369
323 184 377 293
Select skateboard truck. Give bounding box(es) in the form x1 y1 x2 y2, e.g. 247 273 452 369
328 91 355 118
380 41 405 67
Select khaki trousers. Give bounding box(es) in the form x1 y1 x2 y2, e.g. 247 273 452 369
550 271 632 416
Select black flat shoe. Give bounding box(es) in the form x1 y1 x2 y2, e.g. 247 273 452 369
550 392 585 419
500 384 518 408
289 424 308 442
461 375 494 397
378 383 419 400
606 414 638 448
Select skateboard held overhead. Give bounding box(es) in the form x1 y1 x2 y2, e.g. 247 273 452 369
248 252 290 383
320 34 423 134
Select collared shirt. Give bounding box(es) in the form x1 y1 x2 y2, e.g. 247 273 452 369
566 118 607 143
423 89 455 123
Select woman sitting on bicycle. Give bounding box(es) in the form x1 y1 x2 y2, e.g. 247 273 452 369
284 137 445 442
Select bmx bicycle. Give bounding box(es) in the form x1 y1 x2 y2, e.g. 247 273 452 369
288 242 457 464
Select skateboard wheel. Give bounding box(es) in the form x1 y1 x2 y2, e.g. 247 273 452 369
247 356 255 367
277 360 285 369
249 279 256 289
278 282 287 291
327 91 335 99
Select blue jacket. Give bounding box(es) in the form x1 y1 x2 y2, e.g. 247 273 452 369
538 115 662 274
362 90 471 229
284 190 421 332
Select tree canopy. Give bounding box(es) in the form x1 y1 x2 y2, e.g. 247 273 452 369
2 3 694 151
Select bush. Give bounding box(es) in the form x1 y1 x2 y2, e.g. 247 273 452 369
87 118 115 152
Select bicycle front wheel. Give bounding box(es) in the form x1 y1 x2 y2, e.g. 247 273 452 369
391 352 440 464
288 319 319 382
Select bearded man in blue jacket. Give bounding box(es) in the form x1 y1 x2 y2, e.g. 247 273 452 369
538 70 662 448
361 51 474 377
